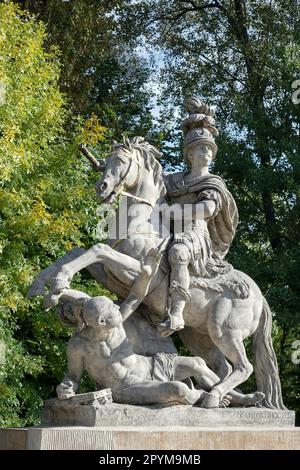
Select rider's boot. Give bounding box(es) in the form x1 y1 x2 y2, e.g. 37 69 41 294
158 242 191 336
158 281 190 336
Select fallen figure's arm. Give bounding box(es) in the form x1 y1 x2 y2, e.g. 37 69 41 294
119 248 162 321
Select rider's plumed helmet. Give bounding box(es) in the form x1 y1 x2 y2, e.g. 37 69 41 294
182 96 218 163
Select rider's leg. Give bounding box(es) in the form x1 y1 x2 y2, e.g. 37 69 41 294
159 243 191 336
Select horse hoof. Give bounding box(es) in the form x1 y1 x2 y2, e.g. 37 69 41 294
200 391 220 408
252 391 265 406
28 281 46 298
220 395 231 408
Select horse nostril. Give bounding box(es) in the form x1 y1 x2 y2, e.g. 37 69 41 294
100 181 108 191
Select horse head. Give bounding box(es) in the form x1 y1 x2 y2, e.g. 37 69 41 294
88 137 165 206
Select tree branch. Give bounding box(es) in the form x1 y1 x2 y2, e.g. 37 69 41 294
177 0 220 10
153 0 228 23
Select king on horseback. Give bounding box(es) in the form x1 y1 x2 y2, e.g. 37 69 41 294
153 97 239 336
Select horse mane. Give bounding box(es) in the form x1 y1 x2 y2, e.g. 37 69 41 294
113 136 166 197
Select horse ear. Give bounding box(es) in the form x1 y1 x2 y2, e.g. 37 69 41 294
149 146 163 160
154 149 163 160
112 140 123 152
97 159 107 171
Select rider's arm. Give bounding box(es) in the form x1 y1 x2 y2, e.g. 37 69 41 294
172 188 221 222
171 199 216 222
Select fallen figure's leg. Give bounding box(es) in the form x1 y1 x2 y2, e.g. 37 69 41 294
173 356 265 408
113 371 231 408
114 349 264 408
113 380 201 406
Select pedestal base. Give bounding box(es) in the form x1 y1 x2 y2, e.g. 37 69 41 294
1 404 298 450
1 426 300 450
41 401 295 428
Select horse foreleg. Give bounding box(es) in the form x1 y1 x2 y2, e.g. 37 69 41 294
28 248 86 297
50 243 142 292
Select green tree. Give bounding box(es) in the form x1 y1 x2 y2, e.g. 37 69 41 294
14 0 154 138
0 2 108 426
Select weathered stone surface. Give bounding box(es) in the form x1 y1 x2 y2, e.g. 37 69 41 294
55 390 112 406
1 426 299 450
0 428 27 450
41 402 295 428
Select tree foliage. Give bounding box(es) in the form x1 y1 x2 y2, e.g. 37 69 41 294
0 2 109 426
14 0 154 137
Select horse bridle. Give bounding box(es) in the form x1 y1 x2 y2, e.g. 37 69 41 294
111 150 154 207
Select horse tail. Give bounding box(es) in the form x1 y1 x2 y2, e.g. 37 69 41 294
252 297 286 409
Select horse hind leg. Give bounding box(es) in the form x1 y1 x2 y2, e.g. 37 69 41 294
179 329 233 381
202 331 254 408
178 329 262 407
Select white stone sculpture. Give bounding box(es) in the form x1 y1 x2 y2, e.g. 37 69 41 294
29 96 286 410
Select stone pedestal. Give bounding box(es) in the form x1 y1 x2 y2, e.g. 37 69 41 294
0 403 298 450
1 425 300 450
41 400 295 428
